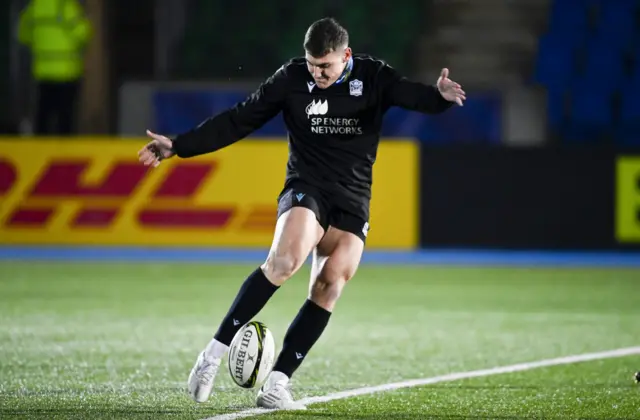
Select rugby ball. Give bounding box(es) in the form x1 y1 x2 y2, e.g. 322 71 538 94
228 320 275 388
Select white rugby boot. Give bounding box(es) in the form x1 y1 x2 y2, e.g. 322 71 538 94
256 371 307 410
187 351 221 403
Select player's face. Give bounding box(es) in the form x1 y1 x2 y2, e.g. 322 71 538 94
305 48 351 89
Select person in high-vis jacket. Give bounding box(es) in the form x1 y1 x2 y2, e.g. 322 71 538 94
18 0 92 135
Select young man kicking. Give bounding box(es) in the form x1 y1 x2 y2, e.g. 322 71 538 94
137 17 464 410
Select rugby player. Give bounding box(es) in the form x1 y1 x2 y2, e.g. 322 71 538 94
138 17 464 410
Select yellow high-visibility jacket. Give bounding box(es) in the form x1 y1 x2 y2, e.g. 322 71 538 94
18 0 92 82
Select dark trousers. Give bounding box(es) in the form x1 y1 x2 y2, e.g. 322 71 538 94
35 80 80 135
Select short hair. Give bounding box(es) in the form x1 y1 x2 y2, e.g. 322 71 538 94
303 18 349 58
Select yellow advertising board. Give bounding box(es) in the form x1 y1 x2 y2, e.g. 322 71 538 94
0 138 418 248
615 156 640 243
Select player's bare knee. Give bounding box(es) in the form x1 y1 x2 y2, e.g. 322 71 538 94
310 278 344 310
261 252 303 285
310 264 356 310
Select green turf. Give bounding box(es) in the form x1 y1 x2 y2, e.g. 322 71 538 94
0 262 639 419
290 357 640 419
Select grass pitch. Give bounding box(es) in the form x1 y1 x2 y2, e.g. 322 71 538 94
1 262 639 419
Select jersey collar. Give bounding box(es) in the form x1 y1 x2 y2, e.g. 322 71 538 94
334 56 354 85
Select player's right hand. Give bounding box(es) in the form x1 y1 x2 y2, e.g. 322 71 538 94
138 129 175 167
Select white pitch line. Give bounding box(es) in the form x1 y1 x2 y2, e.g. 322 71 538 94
204 346 640 420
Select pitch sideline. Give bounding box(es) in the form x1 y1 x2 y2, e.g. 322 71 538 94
203 346 640 420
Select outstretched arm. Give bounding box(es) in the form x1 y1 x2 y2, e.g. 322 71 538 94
380 64 465 113
139 65 290 167
171 66 289 157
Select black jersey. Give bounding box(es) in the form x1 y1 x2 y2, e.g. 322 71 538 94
171 54 454 220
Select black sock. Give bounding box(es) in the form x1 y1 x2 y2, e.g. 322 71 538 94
213 267 279 345
272 299 331 378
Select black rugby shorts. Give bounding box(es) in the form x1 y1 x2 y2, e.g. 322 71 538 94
276 180 369 243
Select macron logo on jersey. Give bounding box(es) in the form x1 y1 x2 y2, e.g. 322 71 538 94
306 99 328 118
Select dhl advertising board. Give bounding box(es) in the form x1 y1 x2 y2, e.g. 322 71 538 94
0 138 418 248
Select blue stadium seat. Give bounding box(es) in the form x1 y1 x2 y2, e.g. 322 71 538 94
617 75 640 144
546 29 586 51
632 44 640 72
537 1 640 142
547 0 590 32
581 38 624 85
632 58 640 83
546 87 568 133
594 1 637 44
534 33 579 88
566 77 615 141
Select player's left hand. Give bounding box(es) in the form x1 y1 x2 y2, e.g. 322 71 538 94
437 68 466 106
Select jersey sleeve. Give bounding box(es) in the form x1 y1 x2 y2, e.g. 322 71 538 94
171 65 289 158
378 63 454 114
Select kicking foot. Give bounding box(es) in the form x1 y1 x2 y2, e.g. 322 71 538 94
187 351 221 403
256 371 307 410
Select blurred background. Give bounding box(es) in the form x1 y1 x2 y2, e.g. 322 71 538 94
1 0 640 254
